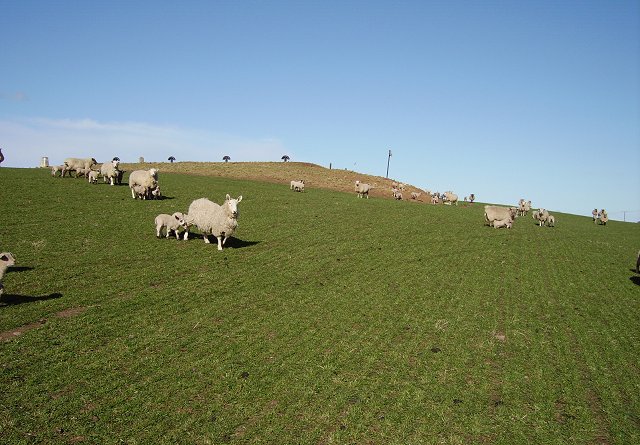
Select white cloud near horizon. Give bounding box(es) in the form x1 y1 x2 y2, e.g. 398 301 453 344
0 117 288 167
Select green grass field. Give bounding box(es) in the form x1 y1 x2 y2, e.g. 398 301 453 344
1 167 638 444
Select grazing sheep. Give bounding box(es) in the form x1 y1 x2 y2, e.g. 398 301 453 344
51 165 65 177
443 191 458 206
64 157 97 174
290 180 305 192
88 170 99 184
355 181 371 199
155 212 188 239
493 218 513 229
129 168 158 199
484 205 517 226
100 160 120 186
184 194 243 250
547 215 556 227
410 192 421 200
0 252 16 297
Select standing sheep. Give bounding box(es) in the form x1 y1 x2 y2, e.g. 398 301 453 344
155 212 188 239
547 215 556 227
355 181 371 198
51 165 65 177
443 191 458 206
88 170 99 184
0 252 16 297
592 208 599 224
100 160 121 186
129 168 158 199
484 205 517 226
64 157 97 173
290 180 305 192
184 194 243 250
410 192 421 200
535 208 550 226
599 210 608 225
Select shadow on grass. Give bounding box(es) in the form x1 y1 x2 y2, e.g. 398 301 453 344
630 276 640 286
6 266 34 273
0 293 63 306
182 233 260 249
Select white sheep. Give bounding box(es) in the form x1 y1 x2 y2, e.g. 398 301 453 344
88 170 99 184
0 252 16 297
443 191 458 206
63 157 97 175
184 194 243 250
100 160 120 186
155 212 188 239
410 192 421 200
355 181 371 198
599 210 609 225
129 168 158 199
51 165 65 177
290 180 305 192
484 205 517 226
547 214 556 227
493 218 513 229
392 188 403 200
536 208 550 226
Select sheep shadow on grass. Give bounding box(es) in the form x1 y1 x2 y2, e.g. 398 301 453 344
183 233 259 249
6 266 34 273
630 276 640 286
0 292 63 306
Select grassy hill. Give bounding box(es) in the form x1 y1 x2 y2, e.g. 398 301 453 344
1 165 638 444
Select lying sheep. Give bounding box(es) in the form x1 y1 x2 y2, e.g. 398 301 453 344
392 189 403 200
100 160 120 186
88 170 99 184
290 180 305 192
484 205 517 226
184 194 243 250
493 218 513 229
410 192 421 200
155 212 188 239
355 181 371 198
0 252 16 297
129 168 158 199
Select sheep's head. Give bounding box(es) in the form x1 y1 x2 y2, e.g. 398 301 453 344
224 194 243 218
149 168 159 179
173 212 189 228
112 160 120 168
0 252 15 267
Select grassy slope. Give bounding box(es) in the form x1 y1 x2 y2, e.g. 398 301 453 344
0 166 638 445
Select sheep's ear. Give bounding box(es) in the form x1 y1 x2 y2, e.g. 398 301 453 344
237 195 242 203
174 214 180 220
226 194 231 201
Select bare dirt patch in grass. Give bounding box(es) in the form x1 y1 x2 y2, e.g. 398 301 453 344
0 306 89 341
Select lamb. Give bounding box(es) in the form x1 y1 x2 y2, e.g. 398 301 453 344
184 194 243 250
88 170 99 184
355 181 371 198
0 252 16 297
155 212 188 239
75 167 92 178
151 185 161 199
290 180 305 192
64 157 97 173
129 168 158 199
131 184 151 200
493 218 513 229
484 205 517 226
410 192 422 200
50 165 65 177
547 214 556 227
100 160 121 186
443 191 458 206
116 169 125 185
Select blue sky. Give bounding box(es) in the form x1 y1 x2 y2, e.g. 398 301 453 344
1 0 639 220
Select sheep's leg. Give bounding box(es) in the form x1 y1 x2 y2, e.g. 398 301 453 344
203 234 210 244
216 236 224 251
131 188 136 199
156 227 162 238
183 230 189 241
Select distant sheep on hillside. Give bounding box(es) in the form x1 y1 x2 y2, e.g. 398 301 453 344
355 181 371 198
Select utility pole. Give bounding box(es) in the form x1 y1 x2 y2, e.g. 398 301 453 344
386 149 392 178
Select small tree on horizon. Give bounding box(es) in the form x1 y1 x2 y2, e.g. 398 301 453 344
112 156 120 162
168 156 176 163
223 155 231 163
281 155 290 162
